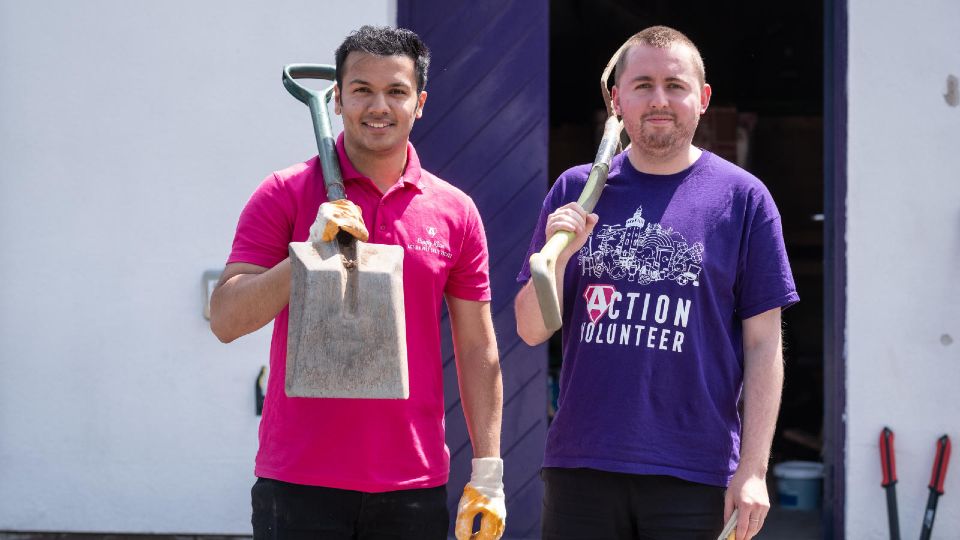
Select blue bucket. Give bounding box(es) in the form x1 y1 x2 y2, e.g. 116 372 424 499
773 461 824 510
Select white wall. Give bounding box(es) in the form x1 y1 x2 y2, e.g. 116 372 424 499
0 1 393 534
847 1 960 538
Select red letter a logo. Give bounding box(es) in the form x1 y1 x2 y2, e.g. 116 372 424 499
583 284 617 324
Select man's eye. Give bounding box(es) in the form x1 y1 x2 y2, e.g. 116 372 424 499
389 88 408 95
354 87 371 93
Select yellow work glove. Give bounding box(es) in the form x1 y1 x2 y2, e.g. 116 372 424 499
455 457 506 540
309 199 369 243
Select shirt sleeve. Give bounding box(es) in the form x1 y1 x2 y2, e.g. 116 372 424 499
734 189 800 319
516 177 569 283
444 198 492 302
227 173 294 269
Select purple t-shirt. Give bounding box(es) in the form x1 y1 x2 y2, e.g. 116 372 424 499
518 150 798 487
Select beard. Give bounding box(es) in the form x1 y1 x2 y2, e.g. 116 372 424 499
627 111 700 159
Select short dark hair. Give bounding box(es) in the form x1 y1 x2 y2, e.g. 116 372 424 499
335 25 431 93
614 26 705 85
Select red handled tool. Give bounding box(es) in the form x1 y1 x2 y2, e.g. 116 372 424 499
918 435 951 540
880 427 901 540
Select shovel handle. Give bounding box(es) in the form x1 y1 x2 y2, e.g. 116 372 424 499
282 64 346 202
716 508 738 540
529 115 622 332
528 35 631 333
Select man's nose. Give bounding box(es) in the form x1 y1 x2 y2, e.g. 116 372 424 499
368 92 390 113
649 86 669 108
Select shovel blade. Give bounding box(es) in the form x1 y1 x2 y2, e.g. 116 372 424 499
286 239 408 399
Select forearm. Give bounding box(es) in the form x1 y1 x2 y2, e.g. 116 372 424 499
458 342 503 457
449 297 503 457
210 259 291 343
514 254 569 346
738 324 784 475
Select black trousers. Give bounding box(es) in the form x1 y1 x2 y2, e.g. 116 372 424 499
542 467 726 540
251 477 449 540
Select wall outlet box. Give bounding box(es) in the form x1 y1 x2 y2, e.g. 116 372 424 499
203 269 222 320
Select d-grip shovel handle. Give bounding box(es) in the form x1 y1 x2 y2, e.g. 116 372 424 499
282 64 346 201
527 36 630 333
528 115 622 332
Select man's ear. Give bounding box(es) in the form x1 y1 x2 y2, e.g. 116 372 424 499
699 83 712 114
334 84 342 115
610 85 622 116
415 91 427 119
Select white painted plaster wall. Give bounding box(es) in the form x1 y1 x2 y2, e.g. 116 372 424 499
847 1 960 538
0 1 393 533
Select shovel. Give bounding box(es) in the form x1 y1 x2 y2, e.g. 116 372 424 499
717 508 738 540
282 64 408 399
528 40 628 332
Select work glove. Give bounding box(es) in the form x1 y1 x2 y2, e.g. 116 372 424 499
309 199 369 243
455 457 506 540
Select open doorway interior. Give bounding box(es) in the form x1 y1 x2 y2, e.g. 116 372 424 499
548 0 826 532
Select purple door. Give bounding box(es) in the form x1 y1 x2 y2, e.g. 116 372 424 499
398 1 550 537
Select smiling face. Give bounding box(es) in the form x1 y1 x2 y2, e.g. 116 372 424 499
612 43 711 162
334 51 427 164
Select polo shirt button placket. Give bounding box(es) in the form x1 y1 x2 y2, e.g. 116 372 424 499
375 199 386 240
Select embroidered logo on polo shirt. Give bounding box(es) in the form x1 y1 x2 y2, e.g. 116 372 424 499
408 226 452 259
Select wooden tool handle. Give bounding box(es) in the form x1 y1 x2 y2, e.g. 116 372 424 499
526 33 633 333
717 508 738 540
528 116 622 332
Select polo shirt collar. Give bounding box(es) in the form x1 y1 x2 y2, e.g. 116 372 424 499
335 133 425 191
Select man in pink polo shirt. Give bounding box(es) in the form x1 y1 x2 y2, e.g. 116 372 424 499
210 26 505 540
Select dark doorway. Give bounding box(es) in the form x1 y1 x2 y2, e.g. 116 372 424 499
549 1 829 537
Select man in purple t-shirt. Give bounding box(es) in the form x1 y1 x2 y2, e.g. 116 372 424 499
515 26 798 540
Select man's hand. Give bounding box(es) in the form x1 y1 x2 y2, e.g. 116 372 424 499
723 468 770 540
545 202 598 263
514 202 598 346
455 457 506 540
309 199 369 243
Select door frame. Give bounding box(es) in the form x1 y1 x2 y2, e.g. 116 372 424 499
823 0 847 537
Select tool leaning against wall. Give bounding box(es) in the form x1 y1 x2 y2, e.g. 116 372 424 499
878 427 952 540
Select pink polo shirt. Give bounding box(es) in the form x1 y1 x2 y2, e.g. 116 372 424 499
227 134 491 492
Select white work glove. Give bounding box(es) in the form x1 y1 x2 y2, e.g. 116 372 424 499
309 199 369 243
455 457 506 540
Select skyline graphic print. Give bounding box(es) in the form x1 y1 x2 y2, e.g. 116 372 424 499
577 206 704 287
